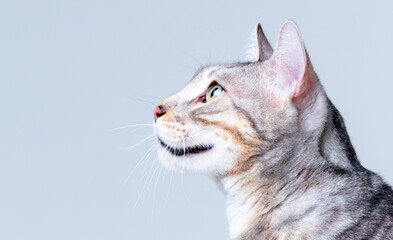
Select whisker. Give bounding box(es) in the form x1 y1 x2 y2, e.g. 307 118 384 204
140 95 164 102
126 134 155 150
109 123 153 131
179 52 206 70
142 144 170 210
120 143 159 191
180 136 191 203
163 140 181 208
141 156 162 205
132 154 160 213
152 156 164 214
130 98 158 107
164 169 174 209
140 157 160 202
169 108 181 122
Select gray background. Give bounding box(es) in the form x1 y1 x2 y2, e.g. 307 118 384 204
1 0 392 239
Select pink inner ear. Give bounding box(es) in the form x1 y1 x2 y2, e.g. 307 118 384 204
293 83 300 97
274 22 306 95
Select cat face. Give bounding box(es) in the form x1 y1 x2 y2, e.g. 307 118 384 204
154 21 324 176
155 64 272 175
154 63 298 175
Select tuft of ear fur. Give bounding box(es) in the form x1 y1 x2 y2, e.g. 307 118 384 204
246 24 273 62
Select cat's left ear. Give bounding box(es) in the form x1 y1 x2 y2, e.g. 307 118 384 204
269 21 325 133
268 20 316 101
246 24 273 62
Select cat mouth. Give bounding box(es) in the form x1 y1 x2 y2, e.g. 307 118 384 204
159 138 213 156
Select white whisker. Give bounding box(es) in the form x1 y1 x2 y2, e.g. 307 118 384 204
109 123 153 131
120 143 159 191
129 98 157 109
141 156 162 204
132 154 160 213
163 141 180 209
181 136 191 203
164 170 174 209
126 134 155 150
152 152 165 214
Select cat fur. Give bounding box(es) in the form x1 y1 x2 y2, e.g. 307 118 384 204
153 21 393 240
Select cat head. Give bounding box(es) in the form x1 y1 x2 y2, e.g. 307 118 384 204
154 21 327 176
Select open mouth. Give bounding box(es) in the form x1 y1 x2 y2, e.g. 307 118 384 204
159 138 213 156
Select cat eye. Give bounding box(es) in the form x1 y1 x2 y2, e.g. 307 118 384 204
205 84 225 102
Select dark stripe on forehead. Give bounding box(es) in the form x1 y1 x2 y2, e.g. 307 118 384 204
207 69 217 78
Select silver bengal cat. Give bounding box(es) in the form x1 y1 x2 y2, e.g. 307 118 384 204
153 21 393 239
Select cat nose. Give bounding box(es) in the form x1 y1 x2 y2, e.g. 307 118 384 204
154 105 166 121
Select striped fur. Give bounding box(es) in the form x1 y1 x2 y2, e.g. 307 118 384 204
154 21 393 239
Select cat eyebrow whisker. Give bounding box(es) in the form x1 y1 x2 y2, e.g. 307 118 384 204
131 97 157 106
128 98 158 111
139 95 165 102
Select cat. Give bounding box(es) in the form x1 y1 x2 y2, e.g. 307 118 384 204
153 20 393 239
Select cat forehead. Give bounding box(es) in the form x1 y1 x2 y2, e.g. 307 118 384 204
173 65 236 102
174 62 268 102
190 62 258 83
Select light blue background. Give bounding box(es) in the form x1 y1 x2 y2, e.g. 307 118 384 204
1 1 392 239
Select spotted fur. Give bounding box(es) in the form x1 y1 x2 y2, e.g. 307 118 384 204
154 20 393 239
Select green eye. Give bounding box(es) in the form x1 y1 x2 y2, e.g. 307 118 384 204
205 84 225 102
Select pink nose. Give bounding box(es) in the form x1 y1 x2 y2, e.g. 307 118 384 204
154 105 166 121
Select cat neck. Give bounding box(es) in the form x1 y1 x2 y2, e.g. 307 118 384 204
219 137 322 239
219 99 362 239
319 99 363 171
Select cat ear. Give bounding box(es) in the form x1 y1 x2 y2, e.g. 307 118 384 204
269 20 313 99
246 24 273 62
269 21 326 134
